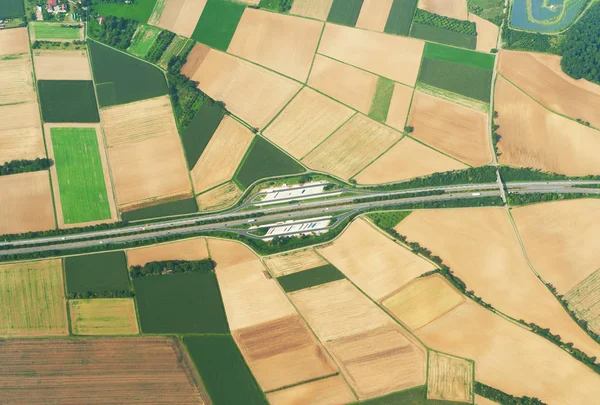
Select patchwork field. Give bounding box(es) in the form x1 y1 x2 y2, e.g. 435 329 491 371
196 181 242 212
291 0 334 20
100 96 192 209
127 238 208 267
318 218 433 300
127 25 161 58
267 375 356 405
93 0 159 22
190 115 254 193
0 171 55 236
277 264 345 293
38 80 100 123
180 101 225 168
498 50 600 129
264 87 354 159
191 0 245 51
31 22 83 41
565 268 600 336
33 50 92 81
418 0 467 19
384 83 413 131
69 298 139 335
495 76 600 176
228 9 323 82
187 49 301 129
0 27 29 56
407 91 491 166
0 337 205 404
121 197 198 222
0 53 36 105
397 207 600 359
263 248 328 277
355 136 467 184
308 54 378 114
65 251 130 296
302 114 401 180
0 259 67 337
152 0 207 37
385 0 421 36
356 0 394 31
158 35 192 69
318 23 425 86
427 351 473 403
469 13 499 53
180 42 211 77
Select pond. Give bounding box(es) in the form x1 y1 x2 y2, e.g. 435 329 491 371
510 0 588 32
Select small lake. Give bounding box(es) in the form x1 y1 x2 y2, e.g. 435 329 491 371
510 0 588 32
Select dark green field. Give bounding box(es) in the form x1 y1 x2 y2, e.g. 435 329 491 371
384 0 419 36
184 335 268 405
423 42 495 70
355 386 469 404
235 137 305 189
64 251 130 295
367 211 412 231
277 264 345 293
121 198 198 222
38 81 99 123
0 0 24 18
369 77 395 122
92 0 157 22
327 0 364 26
88 40 167 107
418 58 492 102
181 102 225 168
410 23 477 49
191 0 245 51
134 271 229 334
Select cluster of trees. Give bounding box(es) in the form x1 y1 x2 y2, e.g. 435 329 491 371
91 16 138 50
560 4 600 84
576 118 591 126
0 158 52 176
129 259 215 278
413 9 477 35
507 192 598 206
467 1 504 26
475 382 546 405
145 30 175 63
499 166 600 182
68 290 132 299
501 27 559 54
32 40 85 49
60 24 82 28
492 111 501 156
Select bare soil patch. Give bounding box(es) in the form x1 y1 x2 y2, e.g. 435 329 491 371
33 50 92 81
0 53 36 105
180 43 211 78
127 238 208 267
385 83 414 131
263 248 328 277
475 395 499 405
157 0 207 37
0 27 29 56
196 181 242 212
470 14 498 53
267 375 356 405
427 351 473 403
419 0 468 19
291 0 334 20
356 0 394 32
0 102 44 163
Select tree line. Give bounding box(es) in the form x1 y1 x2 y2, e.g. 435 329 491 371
129 259 216 278
0 158 52 176
475 382 546 405
68 290 132 299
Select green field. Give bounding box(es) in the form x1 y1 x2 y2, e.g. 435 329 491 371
367 211 412 230
191 0 245 51
134 271 229 334
384 0 419 36
64 251 130 297
235 137 306 189
410 23 477 49
0 0 24 18
88 40 168 107
92 0 158 22
468 0 504 25
327 0 364 26
121 197 198 222
181 102 225 168
38 80 100 123
277 264 345 293
127 25 161 58
184 335 268 405
34 23 81 40
158 36 192 69
369 77 395 122
418 58 493 102
423 42 495 70
356 385 470 404
50 128 111 224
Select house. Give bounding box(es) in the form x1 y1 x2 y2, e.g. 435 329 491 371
47 0 57 12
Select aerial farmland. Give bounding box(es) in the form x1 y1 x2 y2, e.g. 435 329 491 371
1 0 600 403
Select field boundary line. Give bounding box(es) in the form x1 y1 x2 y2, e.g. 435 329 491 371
305 20 327 83
405 135 474 168
223 49 304 86
299 112 358 161
261 85 305 133
263 372 341 394
349 135 406 181
194 181 230 197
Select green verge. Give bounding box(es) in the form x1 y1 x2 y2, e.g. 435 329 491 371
191 0 245 51
64 251 130 296
423 42 495 70
127 25 161 58
258 0 293 12
384 0 419 36
38 80 100 123
354 385 471 404
410 23 477 49
88 40 167 107
499 166 600 182
417 58 492 102
158 35 189 69
367 210 411 230
50 128 111 224
0 0 24 18
33 23 81 40
277 264 345 293
369 77 395 122
467 0 504 26
181 102 225 168
327 0 364 27
121 197 198 222
235 137 306 189
134 271 229 334
91 0 158 22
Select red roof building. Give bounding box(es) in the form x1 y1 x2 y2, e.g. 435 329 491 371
47 0 57 8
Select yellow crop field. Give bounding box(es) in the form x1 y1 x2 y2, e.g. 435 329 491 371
263 248 328 277
0 102 44 164
290 0 333 20
267 375 356 405
127 238 209 267
418 0 468 19
564 268 600 336
33 50 92 81
196 181 242 212
469 14 499 53
385 83 414 131
356 0 394 32
0 53 36 105
427 351 473 403
0 27 29 56
69 298 139 335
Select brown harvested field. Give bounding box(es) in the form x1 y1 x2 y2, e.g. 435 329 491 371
328 325 427 399
190 115 254 193
155 0 207 37
498 50 600 129
511 199 600 294
289 279 395 342
308 54 377 114
0 53 36 105
470 14 499 53
263 248 328 277
318 23 425 86
0 27 29 56
234 314 338 392
495 75 600 175
0 171 55 236
385 83 414 131
291 0 333 20
189 49 301 129
354 137 467 184
100 96 192 209
397 207 600 359
196 181 242 212
564 268 600 336
427 351 473 402
0 259 67 337
407 91 491 166
356 0 394 32
419 0 468 19
302 114 401 180
208 238 296 330
267 375 356 405
228 9 323 82
127 238 208 267
69 298 139 336
180 43 210 78
317 218 433 300
263 87 354 159
383 274 466 330
0 102 44 163
0 337 205 404
33 50 92 80
475 395 499 405
416 299 600 405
